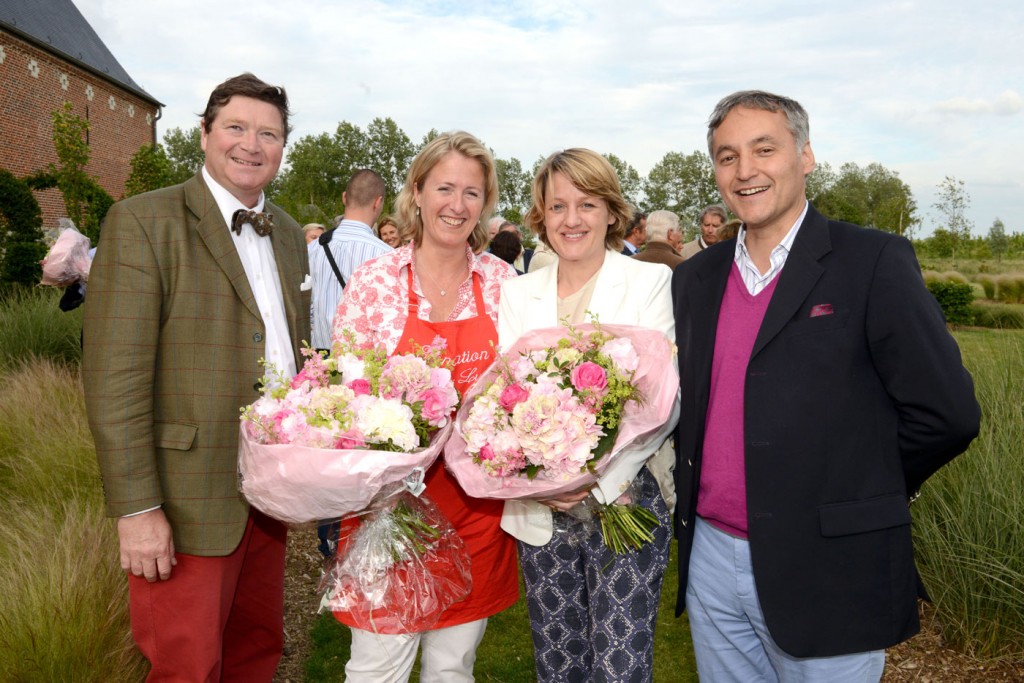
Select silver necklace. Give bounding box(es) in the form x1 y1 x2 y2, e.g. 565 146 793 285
417 259 466 297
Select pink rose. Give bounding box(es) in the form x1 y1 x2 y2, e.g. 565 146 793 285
570 361 608 393
499 383 530 412
334 430 366 450
420 387 450 425
479 444 496 461
347 379 371 396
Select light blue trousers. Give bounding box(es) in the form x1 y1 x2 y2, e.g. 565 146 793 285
686 517 885 682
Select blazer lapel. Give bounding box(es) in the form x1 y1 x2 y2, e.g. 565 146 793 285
187 174 262 321
588 251 628 323
751 206 831 358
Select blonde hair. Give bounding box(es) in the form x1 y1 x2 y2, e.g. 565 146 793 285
525 148 630 252
394 131 498 254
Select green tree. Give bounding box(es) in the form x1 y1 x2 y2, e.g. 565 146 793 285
365 118 415 215
603 153 643 207
124 144 176 197
932 176 973 260
162 125 204 183
814 162 918 236
274 122 372 224
0 169 45 284
987 218 1009 262
50 102 91 232
642 150 719 232
805 160 837 205
495 156 532 225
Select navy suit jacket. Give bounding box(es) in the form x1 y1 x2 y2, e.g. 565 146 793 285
671 204 979 657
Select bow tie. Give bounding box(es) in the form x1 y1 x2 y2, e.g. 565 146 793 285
231 209 274 237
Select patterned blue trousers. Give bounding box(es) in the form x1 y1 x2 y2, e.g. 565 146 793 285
518 467 671 683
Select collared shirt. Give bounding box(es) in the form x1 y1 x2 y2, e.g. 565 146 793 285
697 236 709 250
307 219 391 349
201 166 295 381
331 243 515 353
622 241 639 255
734 201 808 296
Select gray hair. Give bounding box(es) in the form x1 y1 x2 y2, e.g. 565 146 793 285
645 210 680 242
698 204 729 226
706 90 810 156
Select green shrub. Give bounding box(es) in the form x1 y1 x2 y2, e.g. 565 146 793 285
0 286 82 371
972 303 1024 330
942 270 969 284
914 331 1024 659
994 275 1015 304
976 274 997 300
922 270 942 286
927 280 975 326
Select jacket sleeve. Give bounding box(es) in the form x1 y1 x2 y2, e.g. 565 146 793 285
82 201 164 516
865 237 980 494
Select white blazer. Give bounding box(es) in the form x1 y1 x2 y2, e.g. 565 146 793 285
497 250 680 545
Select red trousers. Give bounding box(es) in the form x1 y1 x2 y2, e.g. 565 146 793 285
128 510 287 682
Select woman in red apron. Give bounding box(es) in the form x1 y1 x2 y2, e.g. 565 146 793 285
330 132 519 682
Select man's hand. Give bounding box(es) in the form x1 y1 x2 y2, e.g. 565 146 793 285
117 508 176 582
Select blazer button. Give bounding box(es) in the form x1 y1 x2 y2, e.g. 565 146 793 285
253 332 264 343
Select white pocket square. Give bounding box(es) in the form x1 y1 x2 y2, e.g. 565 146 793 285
300 274 313 291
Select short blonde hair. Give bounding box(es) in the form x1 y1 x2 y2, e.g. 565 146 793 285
394 131 498 254
525 149 630 252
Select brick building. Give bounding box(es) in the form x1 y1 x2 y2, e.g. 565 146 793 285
1 0 162 230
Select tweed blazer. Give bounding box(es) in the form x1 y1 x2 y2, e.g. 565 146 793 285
83 173 310 556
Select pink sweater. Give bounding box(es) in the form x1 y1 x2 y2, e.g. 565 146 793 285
697 264 779 538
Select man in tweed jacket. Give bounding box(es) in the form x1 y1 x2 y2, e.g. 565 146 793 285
83 74 309 681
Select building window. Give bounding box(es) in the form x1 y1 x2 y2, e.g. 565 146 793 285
59 73 69 91
108 95 116 110
146 112 153 125
86 84 94 101
0 46 6 64
28 58 40 78
127 104 135 118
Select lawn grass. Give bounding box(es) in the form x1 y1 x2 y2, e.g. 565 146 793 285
304 544 697 682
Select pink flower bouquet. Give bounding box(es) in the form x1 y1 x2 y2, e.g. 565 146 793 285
239 339 459 524
240 337 471 632
40 224 92 287
447 321 678 551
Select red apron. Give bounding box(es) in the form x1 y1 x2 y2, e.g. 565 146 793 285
337 268 519 630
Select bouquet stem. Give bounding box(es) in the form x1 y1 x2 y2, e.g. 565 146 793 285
597 503 659 554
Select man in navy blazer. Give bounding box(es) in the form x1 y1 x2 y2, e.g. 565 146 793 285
671 90 980 680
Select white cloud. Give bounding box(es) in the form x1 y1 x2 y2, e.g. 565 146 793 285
69 0 1024 234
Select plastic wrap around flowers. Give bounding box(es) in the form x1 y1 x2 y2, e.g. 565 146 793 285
40 222 92 287
448 322 678 500
238 337 459 524
319 486 472 633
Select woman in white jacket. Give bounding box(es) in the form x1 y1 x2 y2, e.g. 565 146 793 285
498 148 678 683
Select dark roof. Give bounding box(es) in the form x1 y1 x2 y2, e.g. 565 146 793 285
0 0 162 106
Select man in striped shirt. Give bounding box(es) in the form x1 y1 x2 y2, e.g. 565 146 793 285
307 169 389 351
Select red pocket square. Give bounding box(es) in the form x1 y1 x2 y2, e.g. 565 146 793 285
810 304 834 317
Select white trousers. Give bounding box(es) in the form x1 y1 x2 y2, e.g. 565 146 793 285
345 618 488 683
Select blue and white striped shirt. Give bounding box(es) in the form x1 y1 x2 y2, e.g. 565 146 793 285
307 219 392 349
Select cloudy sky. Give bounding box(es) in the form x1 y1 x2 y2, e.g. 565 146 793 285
74 0 1022 236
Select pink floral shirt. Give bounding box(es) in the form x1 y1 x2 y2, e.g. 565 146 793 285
332 243 516 353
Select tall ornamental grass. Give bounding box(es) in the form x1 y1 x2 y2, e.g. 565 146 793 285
0 360 146 681
0 286 83 371
913 330 1024 660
